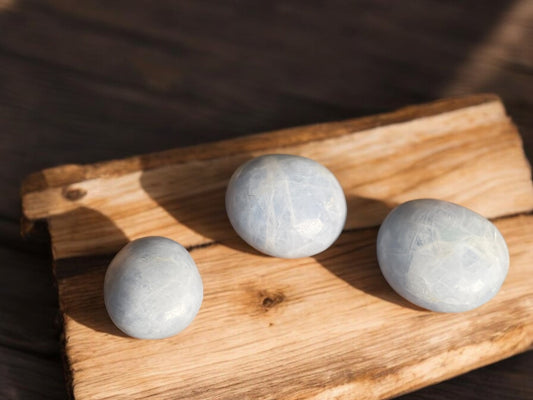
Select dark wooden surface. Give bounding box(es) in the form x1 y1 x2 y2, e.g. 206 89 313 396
1 1 532 399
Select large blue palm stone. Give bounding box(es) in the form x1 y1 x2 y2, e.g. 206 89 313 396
377 199 509 312
104 237 203 339
226 154 347 258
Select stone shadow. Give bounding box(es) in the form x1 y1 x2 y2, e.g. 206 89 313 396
314 195 426 311
52 207 130 338
139 159 424 310
139 154 263 256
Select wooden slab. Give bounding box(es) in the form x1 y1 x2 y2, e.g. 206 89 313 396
22 94 533 399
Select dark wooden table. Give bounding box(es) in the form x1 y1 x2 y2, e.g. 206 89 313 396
1 1 532 398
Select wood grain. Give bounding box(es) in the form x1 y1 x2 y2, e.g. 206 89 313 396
54 215 533 400
0 346 66 400
0 246 61 355
22 96 533 259
396 351 533 400
21 95 533 399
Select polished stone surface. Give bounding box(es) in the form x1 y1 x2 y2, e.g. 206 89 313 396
226 154 347 258
377 199 509 312
104 237 203 339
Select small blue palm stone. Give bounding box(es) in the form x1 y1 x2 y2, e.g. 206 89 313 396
104 236 203 339
377 199 509 312
225 154 347 258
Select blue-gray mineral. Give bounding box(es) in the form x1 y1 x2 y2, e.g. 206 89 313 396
377 199 509 312
104 236 203 339
226 154 347 258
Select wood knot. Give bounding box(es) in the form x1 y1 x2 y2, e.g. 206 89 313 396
260 290 285 311
62 186 87 201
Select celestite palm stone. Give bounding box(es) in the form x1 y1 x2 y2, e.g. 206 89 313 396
225 154 347 258
104 237 203 339
377 199 509 312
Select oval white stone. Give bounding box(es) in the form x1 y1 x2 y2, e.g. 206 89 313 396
376 199 509 312
225 154 347 258
104 236 203 339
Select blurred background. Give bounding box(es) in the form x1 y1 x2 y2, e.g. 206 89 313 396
1 1 532 398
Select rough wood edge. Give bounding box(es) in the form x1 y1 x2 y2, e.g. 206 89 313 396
20 93 500 197
57 309 75 400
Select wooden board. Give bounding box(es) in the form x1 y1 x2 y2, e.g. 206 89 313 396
21 94 533 399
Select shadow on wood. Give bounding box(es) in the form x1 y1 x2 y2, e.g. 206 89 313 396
314 195 425 311
139 166 421 309
52 207 129 339
138 154 262 255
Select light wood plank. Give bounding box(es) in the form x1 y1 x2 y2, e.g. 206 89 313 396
56 215 533 400
20 95 533 399
22 97 533 259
